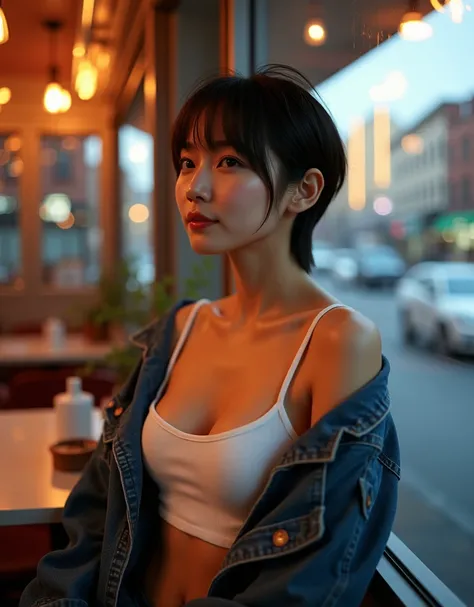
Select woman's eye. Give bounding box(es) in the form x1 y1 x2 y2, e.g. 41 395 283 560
218 156 243 169
179 158 194 170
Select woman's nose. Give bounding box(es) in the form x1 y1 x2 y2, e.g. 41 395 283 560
186 171 212 203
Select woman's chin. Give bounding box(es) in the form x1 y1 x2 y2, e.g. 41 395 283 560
188 239 223 256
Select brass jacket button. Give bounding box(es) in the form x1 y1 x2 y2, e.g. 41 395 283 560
272 529 289 547
114 407 124 417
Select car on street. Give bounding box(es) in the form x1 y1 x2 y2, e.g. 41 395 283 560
396 261 474 355
356 245 406 288
331 248 359 286
312 242 335 273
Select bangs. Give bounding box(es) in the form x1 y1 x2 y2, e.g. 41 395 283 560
171 78 270 185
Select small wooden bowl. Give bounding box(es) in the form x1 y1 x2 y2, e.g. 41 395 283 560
50 439 98 472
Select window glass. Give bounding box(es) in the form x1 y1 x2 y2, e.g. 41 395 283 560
118 82 154 285
0 133 22 287
40 135 102 287
265 4 474 603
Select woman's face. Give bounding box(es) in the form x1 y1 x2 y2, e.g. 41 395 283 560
175 122 282 256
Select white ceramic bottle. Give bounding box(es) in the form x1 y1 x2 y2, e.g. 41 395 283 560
43 317 66 350
54 377 94 442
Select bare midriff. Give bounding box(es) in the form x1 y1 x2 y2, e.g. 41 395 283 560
144 520 229 607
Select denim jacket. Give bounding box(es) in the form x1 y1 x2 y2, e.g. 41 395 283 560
21 300 400 607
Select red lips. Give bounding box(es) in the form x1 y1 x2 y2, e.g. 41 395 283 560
186 211 216 223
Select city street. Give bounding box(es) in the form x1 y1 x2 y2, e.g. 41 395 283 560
316 275 474 606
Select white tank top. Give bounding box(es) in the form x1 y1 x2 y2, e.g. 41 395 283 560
142 299 346 548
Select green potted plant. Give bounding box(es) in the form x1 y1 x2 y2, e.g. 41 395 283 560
82 258 215 388
82 259 148 342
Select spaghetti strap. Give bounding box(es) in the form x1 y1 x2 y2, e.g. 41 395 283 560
276 303 349 404
168 299 210 370
153 299 210 404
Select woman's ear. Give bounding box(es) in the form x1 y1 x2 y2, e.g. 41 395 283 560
288 169 325 214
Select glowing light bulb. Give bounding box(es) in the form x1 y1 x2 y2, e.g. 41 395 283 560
44 82 64 114
399 11 433 41
60 89 72 113
73 44 85 58
0 86 11 105
0 7 9 45
304 19 327 46
75 59 98 101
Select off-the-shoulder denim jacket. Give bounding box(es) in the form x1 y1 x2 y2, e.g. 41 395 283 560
21 299 400 607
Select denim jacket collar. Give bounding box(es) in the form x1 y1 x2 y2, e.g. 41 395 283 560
128 299 391 467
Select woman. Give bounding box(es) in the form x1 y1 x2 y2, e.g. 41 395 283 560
22 65 400 607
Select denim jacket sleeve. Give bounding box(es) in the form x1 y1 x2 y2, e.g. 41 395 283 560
20 438 110 607
185 426 399 607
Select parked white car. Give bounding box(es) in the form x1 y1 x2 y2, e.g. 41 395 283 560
396 262 474 355
312 242 335 273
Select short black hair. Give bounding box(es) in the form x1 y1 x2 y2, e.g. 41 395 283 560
171 64 346 273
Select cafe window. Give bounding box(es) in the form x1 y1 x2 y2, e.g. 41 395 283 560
0 133 22 287
40 135 102 287
264 3 474 604
118 81 154 285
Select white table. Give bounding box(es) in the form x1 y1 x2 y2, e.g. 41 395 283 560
0 409 103 526
0 335 112 366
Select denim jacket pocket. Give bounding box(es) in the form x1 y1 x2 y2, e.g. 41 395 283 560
223 505 325 569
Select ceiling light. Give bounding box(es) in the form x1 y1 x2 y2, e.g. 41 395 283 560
43 22 72 114
0 86 11 105
304 19 327 46
399 11 433 40
399 1 433 41
0 1 9 45
75 59 98 101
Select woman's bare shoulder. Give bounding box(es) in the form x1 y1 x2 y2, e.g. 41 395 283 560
306 305 382 424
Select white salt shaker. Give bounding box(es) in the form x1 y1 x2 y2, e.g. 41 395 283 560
43 317 66 350
54 377 94 442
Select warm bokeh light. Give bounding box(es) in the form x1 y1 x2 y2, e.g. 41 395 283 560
348 117 366 211
304 19 327 46
57 213 76 230
0 86 11 105
60 89 72 113
75 59 98 100
0 8 9 45
128 203 150 223
401 134 424 154
44 82 64 114
5 135 22 152
73 44 86 58
96 51 111 70
399 11 433 41
373 106 391 189
81 0 95 29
